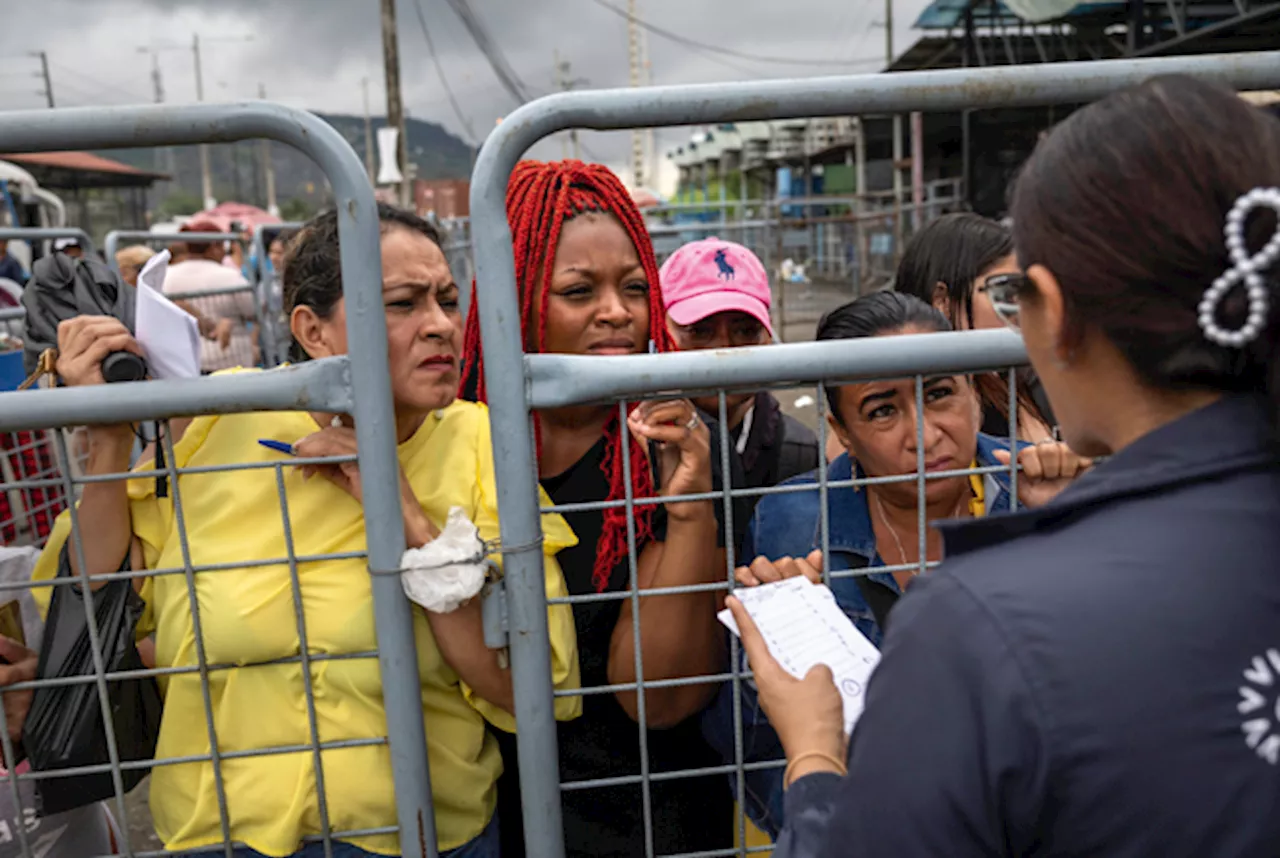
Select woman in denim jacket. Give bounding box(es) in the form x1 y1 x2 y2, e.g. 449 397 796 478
703 292 1087 838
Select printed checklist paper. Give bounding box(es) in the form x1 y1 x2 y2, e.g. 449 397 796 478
718 577 881 735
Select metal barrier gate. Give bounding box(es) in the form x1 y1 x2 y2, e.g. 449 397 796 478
469 51 1280 858
0 103 434 858
0 227 97 261
104 230 246 275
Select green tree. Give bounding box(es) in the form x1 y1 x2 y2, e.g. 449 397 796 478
155 188 203 221
279 198 317 223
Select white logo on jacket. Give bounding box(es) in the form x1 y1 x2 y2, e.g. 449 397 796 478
1239 648 1280 764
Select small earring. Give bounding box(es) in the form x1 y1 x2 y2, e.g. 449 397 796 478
331 415 343 428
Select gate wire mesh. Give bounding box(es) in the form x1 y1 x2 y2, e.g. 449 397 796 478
0 432 382 858
466 51 1280 858
533 352 1027 858
0 102 434 858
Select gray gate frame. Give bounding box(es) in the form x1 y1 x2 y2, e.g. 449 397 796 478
0 102 437 858
469 50 1280 858
0 227 97 257
104 230 246 275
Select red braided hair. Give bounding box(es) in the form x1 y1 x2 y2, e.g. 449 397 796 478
460 160 674 592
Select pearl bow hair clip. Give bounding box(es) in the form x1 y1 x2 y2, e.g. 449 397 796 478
1198 186 1280 348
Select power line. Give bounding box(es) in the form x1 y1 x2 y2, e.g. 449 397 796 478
440 0 532 104
412 0 479 144
49 61 150 103
587 0 885 68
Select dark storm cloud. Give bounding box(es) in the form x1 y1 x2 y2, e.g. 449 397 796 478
5 0 930 185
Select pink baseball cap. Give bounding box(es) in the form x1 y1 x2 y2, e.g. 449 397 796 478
659 238 774 337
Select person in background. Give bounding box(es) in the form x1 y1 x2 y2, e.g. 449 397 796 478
162 221 257 372
115 244 156 288
737 75 1280 858
661 238 819 498
703 291 1086 840
893 213 1055 441
268 230 293 275
0 240 26 286
461 159 742 858
51 237 82 259
19 203 581 858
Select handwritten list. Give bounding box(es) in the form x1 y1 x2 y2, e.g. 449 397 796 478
719 576 881 735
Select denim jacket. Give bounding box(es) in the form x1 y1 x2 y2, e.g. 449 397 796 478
702 433 1023 840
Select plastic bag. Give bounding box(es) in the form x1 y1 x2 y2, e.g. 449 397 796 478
22 544 161 817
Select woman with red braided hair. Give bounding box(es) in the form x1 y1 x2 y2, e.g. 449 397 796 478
461 160 742 858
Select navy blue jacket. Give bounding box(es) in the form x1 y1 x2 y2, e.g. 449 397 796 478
779 395 1280 858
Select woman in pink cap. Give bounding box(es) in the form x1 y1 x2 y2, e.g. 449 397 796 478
660 238 819 495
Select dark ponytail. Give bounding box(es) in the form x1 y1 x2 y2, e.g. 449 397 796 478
1011 75 1280 430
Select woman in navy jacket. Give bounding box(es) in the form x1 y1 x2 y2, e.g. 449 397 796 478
732 75 1280 857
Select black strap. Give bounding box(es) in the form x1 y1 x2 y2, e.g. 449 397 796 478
855 575 900 635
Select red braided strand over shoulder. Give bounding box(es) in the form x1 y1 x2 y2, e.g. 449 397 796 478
460 160 673 591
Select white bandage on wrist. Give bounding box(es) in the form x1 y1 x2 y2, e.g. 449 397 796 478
400 506 489 613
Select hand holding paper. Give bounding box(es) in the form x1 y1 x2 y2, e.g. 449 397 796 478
722 576 881 765
134 250 201 380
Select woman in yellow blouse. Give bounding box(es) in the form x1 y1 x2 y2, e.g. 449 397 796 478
30 205 580 858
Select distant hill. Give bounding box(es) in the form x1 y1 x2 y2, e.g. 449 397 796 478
95 112 474 218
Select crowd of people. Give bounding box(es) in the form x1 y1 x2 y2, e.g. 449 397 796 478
0 73 1277 858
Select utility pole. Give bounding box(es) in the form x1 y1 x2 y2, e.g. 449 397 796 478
138 45 183 189
554 50 568 160
142 48 164 103
380 0 412 209
258 83 279 217
362 76 375 183
887 0 904 261
192 34 215 209
32 52 54 107
627 0 645 187
553 51 584 160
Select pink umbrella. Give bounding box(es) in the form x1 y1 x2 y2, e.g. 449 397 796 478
187 202 281 233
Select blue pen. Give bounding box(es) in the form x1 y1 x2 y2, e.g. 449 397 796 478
258 439 296 456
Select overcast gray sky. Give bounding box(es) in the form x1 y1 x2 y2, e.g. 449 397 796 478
0 0 935 190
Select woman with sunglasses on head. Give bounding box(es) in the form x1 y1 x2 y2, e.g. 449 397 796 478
461 160 746 858
894 212 1056 442
733 76 1280 858
701 291 1086 840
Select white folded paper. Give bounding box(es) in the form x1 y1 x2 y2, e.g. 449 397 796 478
720 576 881 735
134 250 201 380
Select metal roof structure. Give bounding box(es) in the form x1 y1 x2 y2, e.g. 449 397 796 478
0 151 169 190
898 0 1280 69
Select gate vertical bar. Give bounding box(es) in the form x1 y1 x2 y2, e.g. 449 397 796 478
470 137 568 858
332 142 439 858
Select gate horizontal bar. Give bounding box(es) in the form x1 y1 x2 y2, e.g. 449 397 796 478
0 358 352 432
525 328 1028 409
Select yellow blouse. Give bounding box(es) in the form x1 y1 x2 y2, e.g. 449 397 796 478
33 399 580 857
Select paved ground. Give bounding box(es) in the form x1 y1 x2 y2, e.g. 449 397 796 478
771 277 865 433
122 781 163 853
